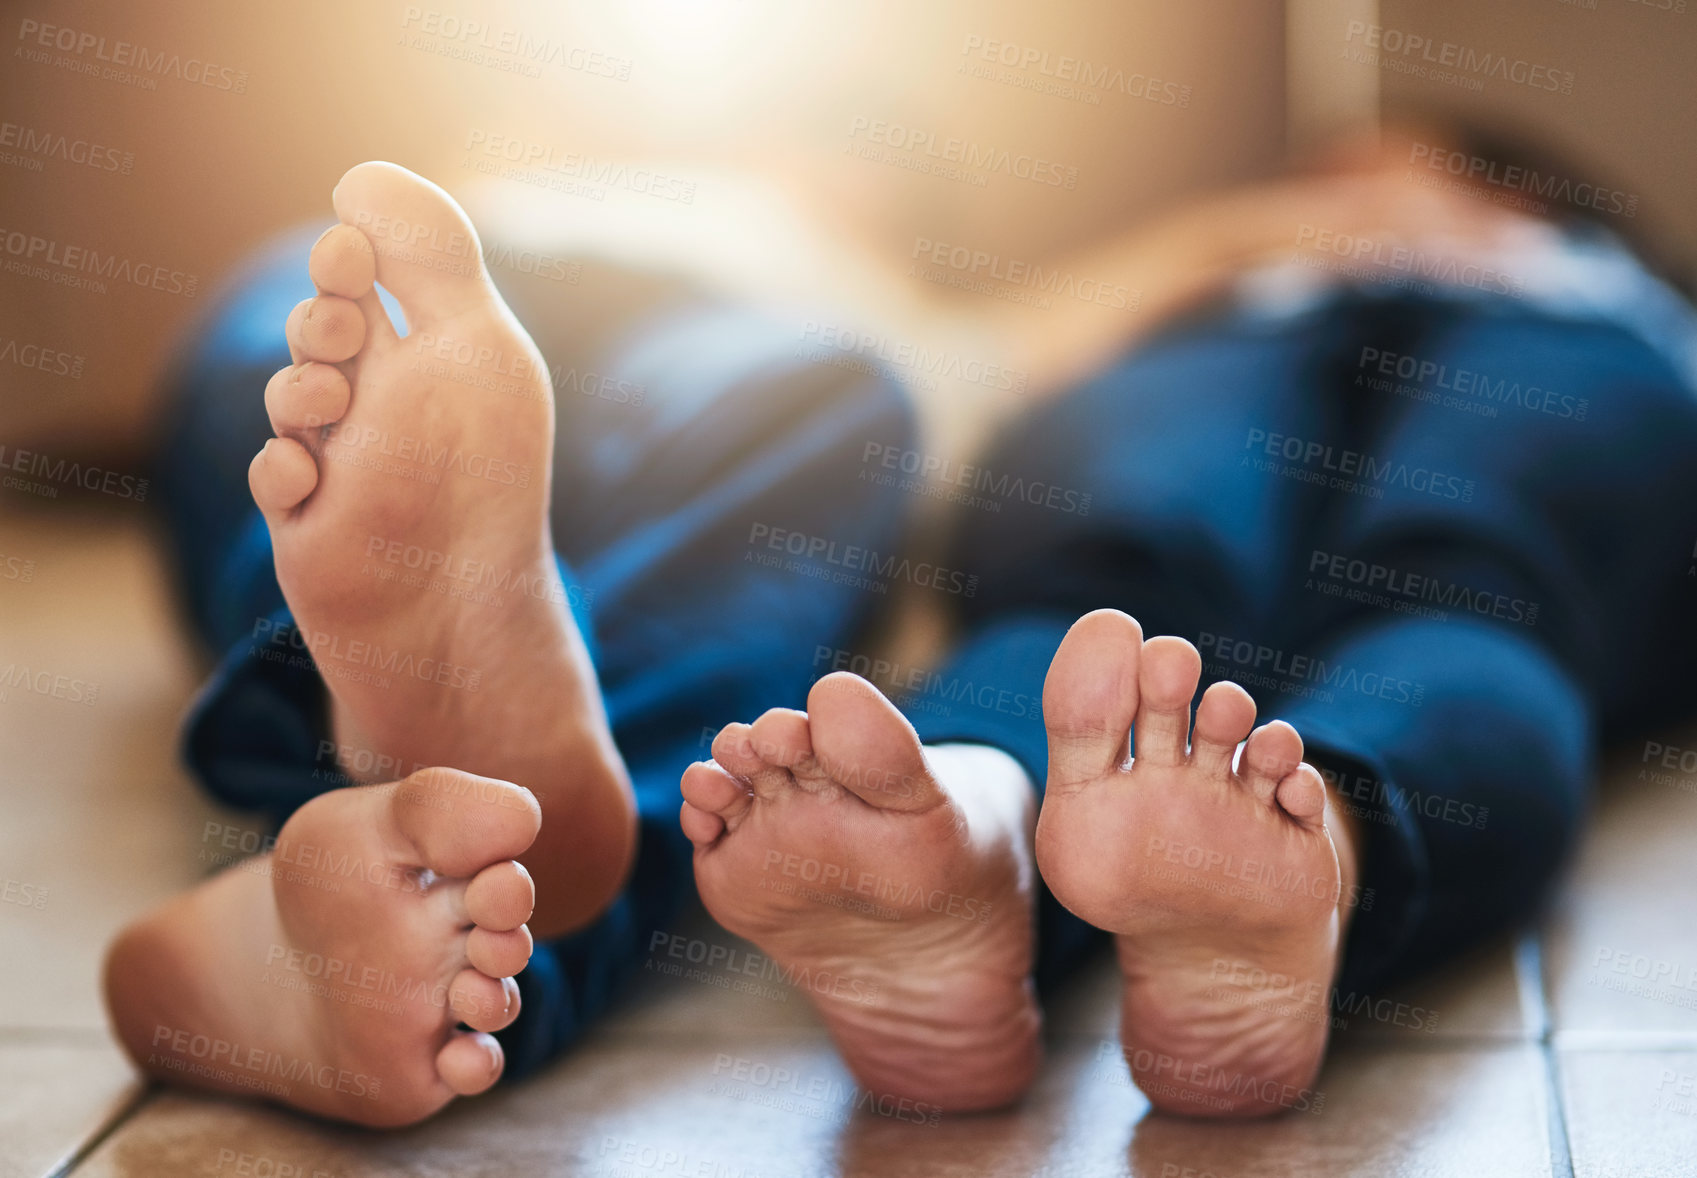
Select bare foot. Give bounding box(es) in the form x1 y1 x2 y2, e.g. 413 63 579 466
679 672 1041 1112
104 769 541 1127
247 161 631 936
1036 610 1360 1117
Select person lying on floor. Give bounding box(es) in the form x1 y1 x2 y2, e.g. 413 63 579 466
105 142 1697 1124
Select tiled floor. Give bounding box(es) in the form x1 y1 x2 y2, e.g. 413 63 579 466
5 505 1696 1176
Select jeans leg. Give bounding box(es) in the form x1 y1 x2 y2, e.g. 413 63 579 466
158 236 917 1077
1271 299 1697 991
910 299 1382 986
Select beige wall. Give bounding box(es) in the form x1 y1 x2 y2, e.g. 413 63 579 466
1376 0 1696 284
0 0 1285 458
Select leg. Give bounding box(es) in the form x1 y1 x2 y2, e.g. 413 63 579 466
1271 299 1697 988
935 292 1697 1115
668 307 1376 1110
901 305 1381 992
131 164 918 1100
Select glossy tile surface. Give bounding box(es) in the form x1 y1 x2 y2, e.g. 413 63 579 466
5 512 1697 1176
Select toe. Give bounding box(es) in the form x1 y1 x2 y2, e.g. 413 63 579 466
464 860 535 932
711 723 792 800
1043 609 1141 789
1239 720 1305 805
748 708 825 783
285 295 366 364
710 722 764 777
467 924 533 977
681 760 753 823
1276 762 1328 825
1132 636 1202 767
308 223 377 298
806 673 943 812
331 161 496 323
680 800 726 847
1191 680 1257 778
449 968 521 1032
389 768 542 878
264 362 350 436
436 1031 504 1096
248 436 318 518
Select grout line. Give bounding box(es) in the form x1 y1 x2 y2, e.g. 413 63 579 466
41 1082 155 1178
1516 934 1575 1178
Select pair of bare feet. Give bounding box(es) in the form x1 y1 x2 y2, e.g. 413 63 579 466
104 163 1360 1127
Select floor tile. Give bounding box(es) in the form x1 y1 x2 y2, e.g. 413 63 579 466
1559 1048 1697 1178
0 510 216 1032
77 1029 1552 1177
0 1036 140 1178
1545 728 1697 1035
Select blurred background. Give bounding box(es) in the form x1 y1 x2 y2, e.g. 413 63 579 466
4 0 1693 458
5 2 1697 1175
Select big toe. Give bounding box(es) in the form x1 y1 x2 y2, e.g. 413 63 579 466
389 767 542 878
332 161 495 322
1043 609 1142 789
805 672 942 812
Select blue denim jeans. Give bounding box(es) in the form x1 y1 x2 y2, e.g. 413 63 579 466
157 231 1697 1076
